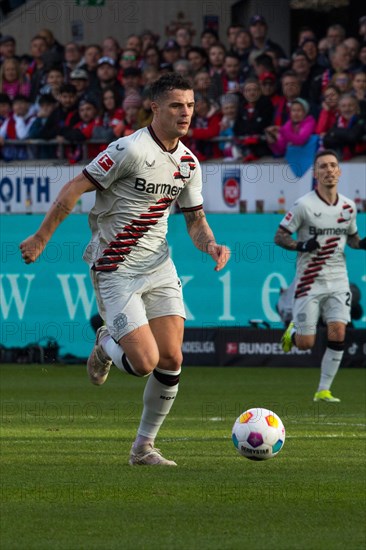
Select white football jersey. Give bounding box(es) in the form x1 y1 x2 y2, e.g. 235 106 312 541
279 190 357 298
82 126 203 273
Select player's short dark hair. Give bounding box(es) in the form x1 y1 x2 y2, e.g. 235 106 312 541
314 149 340 166
149 73 192 101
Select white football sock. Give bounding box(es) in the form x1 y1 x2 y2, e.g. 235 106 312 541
133 367 181 448
317 347 344 391
102 335 140 376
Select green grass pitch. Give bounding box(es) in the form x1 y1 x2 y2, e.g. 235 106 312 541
1 364 365 550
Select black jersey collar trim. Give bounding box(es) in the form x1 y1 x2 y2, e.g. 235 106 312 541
315 189 339 206
148 125 179 154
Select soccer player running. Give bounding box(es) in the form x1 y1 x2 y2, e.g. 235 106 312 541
20 73 230 465
274 149 366 402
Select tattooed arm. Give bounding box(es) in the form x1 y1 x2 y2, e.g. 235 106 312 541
183 208 230 271
347 233 366 250
274 226 299 251
20 173 95 264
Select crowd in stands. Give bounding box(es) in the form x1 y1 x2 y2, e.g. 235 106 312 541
0 14 366 163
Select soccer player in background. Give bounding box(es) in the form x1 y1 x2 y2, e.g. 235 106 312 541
274 149 366 402
20 73 230 466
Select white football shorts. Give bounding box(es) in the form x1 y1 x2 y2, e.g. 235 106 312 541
293 287 351 336
90 258 186 341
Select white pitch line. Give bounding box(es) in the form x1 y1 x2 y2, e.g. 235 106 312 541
161 434 364 441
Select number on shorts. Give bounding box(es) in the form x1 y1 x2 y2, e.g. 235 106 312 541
345 292 351 307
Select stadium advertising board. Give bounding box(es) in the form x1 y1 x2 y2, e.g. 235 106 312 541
0 162 365 213
1 213 365 361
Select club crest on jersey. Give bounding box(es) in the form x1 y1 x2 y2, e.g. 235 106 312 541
175 153 196 180
97 153 115 172
338 203 353 223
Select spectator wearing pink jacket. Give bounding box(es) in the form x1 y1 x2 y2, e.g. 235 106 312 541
265 97 316 157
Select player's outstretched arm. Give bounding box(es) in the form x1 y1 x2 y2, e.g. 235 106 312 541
20 173 96 264
183 209 230 271
347 233 366 250
274 227 319 252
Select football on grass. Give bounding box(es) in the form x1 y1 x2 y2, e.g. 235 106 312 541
232 407 285 460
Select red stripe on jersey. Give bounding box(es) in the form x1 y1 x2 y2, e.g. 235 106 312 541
124 225 149 232
131 219 158 226
103 248 132 255
317 250 334 256
296 285 311 293
321 243 338 251
325 237 341 244
308 261 326 267
180 155 194 162
303 267 322 275
140 212 164 219
116 232 143 239
157 198 173 204
97 256 125 264
296 275 317 289
149 205 169 212
94 265 118 272
109 240 137 246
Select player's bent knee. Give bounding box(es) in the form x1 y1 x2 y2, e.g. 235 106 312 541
296 336 315 350
135 355 159 376
124 348 159 377
158 350 183 371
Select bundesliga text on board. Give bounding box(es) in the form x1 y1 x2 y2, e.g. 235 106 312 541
226 342 311 356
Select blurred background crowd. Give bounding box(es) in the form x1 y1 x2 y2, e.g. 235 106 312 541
0 11 366 163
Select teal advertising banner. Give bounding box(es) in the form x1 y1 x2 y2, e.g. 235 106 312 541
1 214 365 358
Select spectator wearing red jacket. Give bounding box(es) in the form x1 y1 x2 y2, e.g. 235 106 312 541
58 98 102 163
0 94 36 161
315 84 341 136
273 70 302 126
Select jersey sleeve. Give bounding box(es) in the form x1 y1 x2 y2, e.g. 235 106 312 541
83 138 137 191
279 200 305 234
177 160 204 210
348 202 358 236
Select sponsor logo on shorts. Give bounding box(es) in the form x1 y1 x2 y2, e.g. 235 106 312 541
113 313 128 332
97 153 115 172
